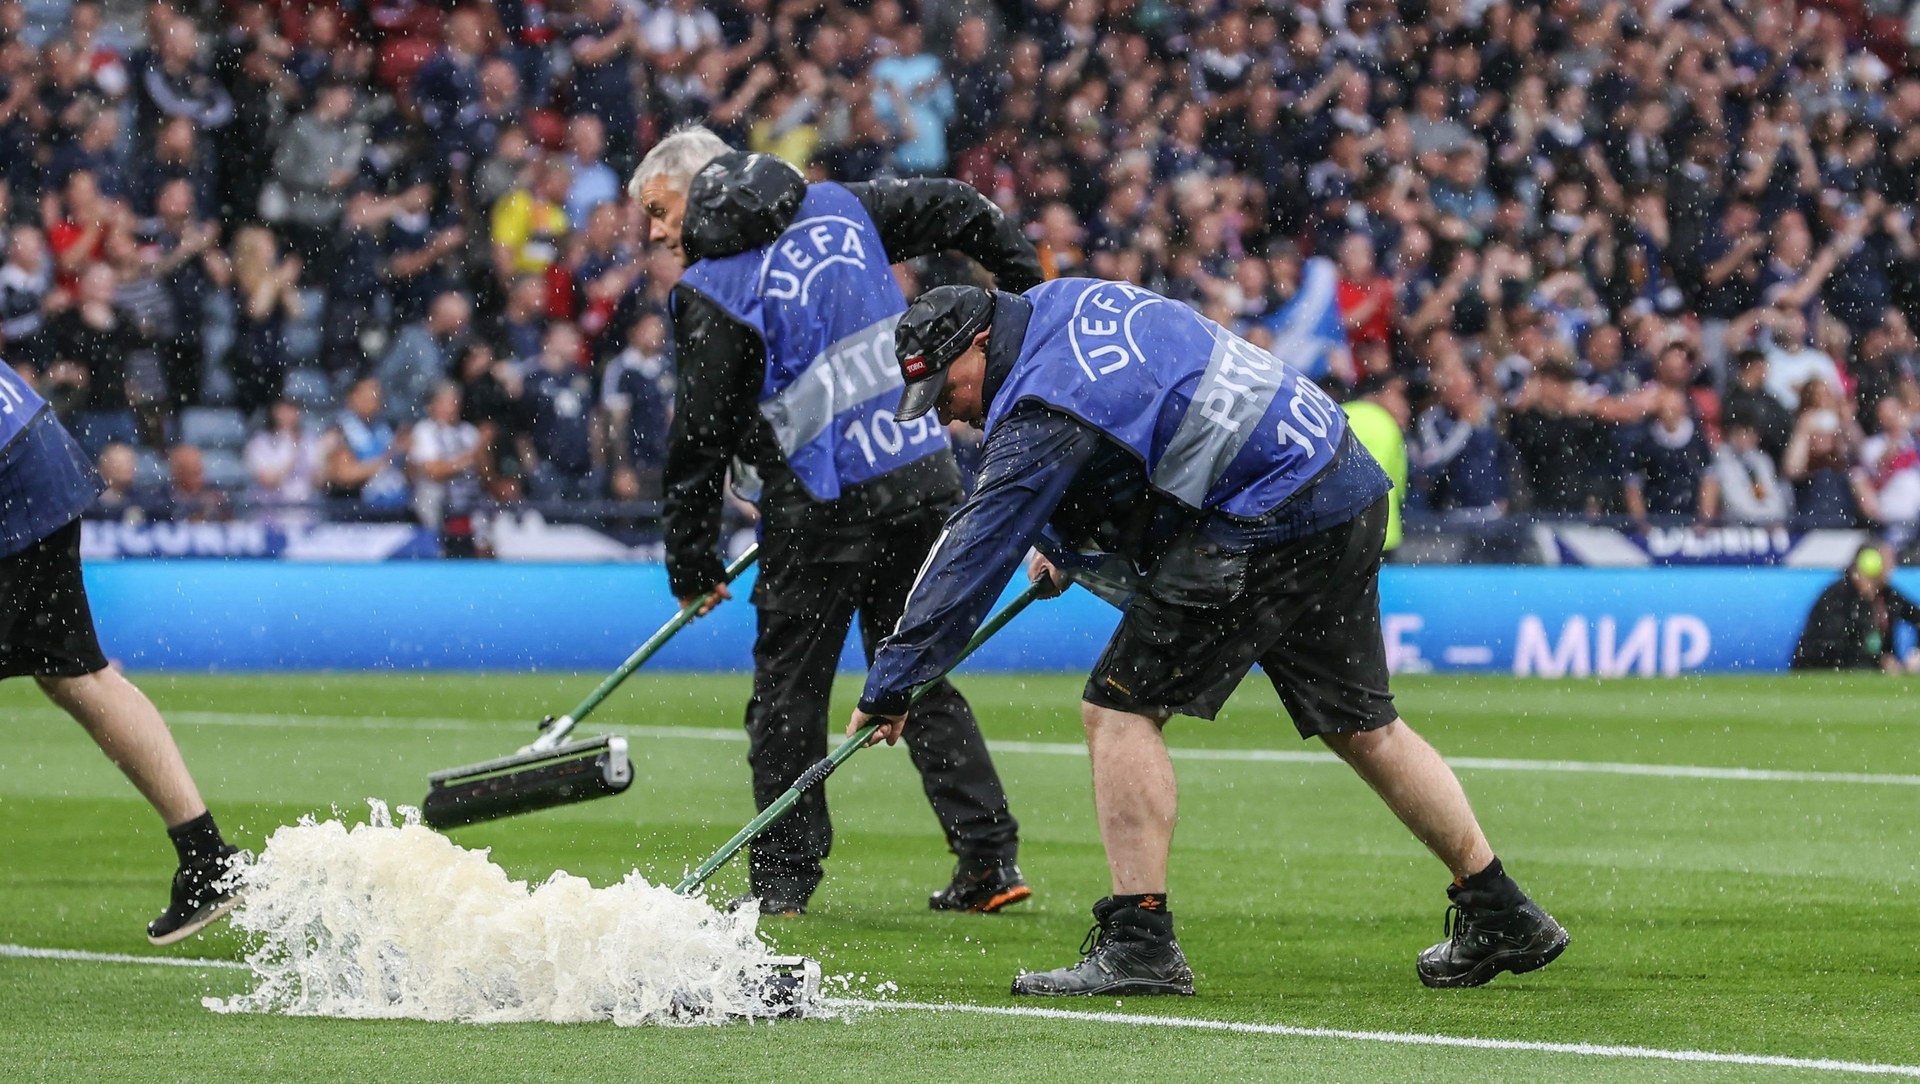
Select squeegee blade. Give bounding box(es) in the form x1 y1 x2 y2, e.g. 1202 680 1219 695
421 736 632 829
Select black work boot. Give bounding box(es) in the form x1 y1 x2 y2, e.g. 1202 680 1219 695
147 844 243 946
1417 865 1569 988
1012 896 1195 996
930 857 1032 913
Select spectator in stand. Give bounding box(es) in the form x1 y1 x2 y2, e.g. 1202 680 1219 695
870 22 953 177
408 382 485 549
641 0 721 63
442 57 523 184
1414 363 1509 523
87 441 158 524
495 0 556 106
1721 348 1795 463
747 72 823 170
453 339 523 497
1711 412 1793 528
567 0 641 172
133 15 232 154
1748 305 1846 411
163 444 230 523
602 310 673 503
48 107 127 201
383 181 466 327
1508 357 1610 516
1623 389 1715 524
491 158 571 283
47 170 122 293
143 178 226 410
320 190 388 376
1690 200 1767 338
269 80 365 264
243 399 320 524
571 204 641 354
136 115 216 219
1852 322 1920 433
1792 544 1920 673
323 376 410 513
47 263 144 456
208 2 301 226
1853 399 1920 546
943 14 999 147
1785 381 1865 528
413 6 488 153
224 226 303 416
517 321 600 502
0 225 53 370
563 114 620 229
1335 232 1393 353
103 229 174 438
1032 203 1086 281
488 276 548 370
378 290 472 424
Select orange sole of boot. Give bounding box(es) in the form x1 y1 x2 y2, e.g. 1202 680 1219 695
970 885 1033 913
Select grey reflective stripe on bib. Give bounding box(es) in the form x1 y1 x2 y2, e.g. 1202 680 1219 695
759 314 903 457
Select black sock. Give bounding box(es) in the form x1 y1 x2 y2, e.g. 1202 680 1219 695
167 811 225 866
1111 893 1175 937
1459 857 1525 907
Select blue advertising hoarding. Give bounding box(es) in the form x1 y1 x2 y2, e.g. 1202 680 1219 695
80 562 1913 675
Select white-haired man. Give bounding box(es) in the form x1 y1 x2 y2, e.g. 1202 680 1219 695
631 128 1043 915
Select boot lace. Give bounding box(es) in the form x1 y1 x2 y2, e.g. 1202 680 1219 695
1442 903 1465 942
1078 920 1112 959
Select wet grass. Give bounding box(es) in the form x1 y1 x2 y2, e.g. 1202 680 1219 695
2 672 1916 1081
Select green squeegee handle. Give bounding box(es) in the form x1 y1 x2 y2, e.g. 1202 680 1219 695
673 579 1048 895
544 545 760 743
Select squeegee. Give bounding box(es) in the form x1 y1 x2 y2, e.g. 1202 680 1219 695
421 545 760 829
673 579 1048 895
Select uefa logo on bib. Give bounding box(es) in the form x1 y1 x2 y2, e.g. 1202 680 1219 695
760 216 874 305
1066 281 1167 382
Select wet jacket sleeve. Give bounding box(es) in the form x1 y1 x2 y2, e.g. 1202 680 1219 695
858 408 1102 714
849 179 1044 292
662 283 762 599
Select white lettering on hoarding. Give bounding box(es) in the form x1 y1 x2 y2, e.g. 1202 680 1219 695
1513 614 1713 677
1383 613 1427 673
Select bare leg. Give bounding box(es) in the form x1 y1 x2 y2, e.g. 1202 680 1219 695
1322 719 1494 881
1082 702 1177 895
37 669 207 827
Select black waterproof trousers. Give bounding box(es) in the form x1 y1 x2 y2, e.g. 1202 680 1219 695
743 507 1020 903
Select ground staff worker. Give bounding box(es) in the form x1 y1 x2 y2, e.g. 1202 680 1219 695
848 280 1569 995
0 362 240 944
631 128 1043 915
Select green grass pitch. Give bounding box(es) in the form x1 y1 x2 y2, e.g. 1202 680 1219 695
2 671 1917 1081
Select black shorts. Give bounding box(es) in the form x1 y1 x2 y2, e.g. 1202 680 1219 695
0 518 109 681
1085 497 1397 738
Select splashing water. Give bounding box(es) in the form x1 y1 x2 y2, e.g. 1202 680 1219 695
205 801 805 1026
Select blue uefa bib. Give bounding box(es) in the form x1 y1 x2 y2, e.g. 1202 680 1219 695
988 278 1345 518
677 183 949 501
0 363 102 556
0 362 47 452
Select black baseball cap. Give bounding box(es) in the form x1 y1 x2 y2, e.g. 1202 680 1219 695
894 285 995 422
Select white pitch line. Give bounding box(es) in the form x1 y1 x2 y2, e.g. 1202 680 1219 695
0 943 247 970
823 998 1920 1078
144 710 1920 788
1 945 1912 1078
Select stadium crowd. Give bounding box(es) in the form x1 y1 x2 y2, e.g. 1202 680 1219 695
4 0 1920 551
